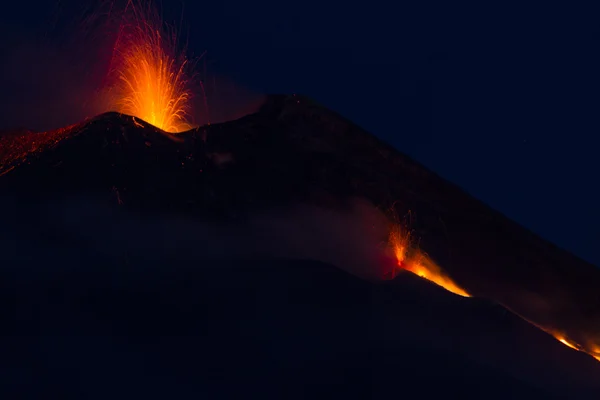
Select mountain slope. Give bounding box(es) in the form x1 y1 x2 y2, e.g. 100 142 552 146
1 94 599 397
2 255 597 399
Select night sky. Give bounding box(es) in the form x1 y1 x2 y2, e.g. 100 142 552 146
1 1 598 267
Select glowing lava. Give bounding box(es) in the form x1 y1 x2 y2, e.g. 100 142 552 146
0 123 82 176
592 345 600 362
389 227 470 297
555 334 579 350
547 331 600 362
388 224 600 362
107 1 193 133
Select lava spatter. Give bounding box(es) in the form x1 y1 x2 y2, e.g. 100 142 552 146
107 0 194 133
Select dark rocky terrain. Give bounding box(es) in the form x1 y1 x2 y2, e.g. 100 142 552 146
1 93 599 398
3 255 600 399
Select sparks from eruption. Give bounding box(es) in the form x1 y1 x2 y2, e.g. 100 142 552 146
107 0 194 133
389 226 470 297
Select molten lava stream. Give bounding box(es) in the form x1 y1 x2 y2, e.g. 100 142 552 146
592 345 600 362
389 226 600 362
402 255 470 298
544 330 600 363
556 335 578 350
389 228 470 297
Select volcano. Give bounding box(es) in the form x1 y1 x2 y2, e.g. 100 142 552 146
1 94 599 399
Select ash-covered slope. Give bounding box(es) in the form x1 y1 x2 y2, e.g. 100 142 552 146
1 94 600 397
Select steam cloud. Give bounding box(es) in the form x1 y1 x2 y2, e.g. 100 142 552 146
0 195 397 281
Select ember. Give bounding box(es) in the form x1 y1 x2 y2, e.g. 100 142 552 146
0 123 81 175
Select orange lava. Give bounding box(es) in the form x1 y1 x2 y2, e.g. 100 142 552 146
495 300 600 363
389 227 470 297
107 1 193 133
404 255 471 298
547 331 600 362
555 334 579 351
0 123 81 175
388 224 600 362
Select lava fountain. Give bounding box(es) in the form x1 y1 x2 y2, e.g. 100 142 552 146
106 0 194 133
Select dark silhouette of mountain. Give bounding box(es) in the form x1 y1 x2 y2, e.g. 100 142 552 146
2 255 599 399
1 94 599 398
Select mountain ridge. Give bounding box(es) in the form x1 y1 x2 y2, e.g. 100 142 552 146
1 93 599 360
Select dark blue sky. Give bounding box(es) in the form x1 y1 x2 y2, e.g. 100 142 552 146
1 1 599 266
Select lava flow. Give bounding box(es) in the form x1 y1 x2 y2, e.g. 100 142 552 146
544 330 600 363
107 0 194 133
534 325 600 363
388 223 600 364
389 226 470 297
0 123 82 175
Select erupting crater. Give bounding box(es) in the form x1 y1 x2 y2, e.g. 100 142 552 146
106 0 195 133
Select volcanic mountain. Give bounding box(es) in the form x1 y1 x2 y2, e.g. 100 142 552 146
1 94 599 399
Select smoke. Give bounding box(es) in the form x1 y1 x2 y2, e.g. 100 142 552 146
0 194 397 282
0 33 108 131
